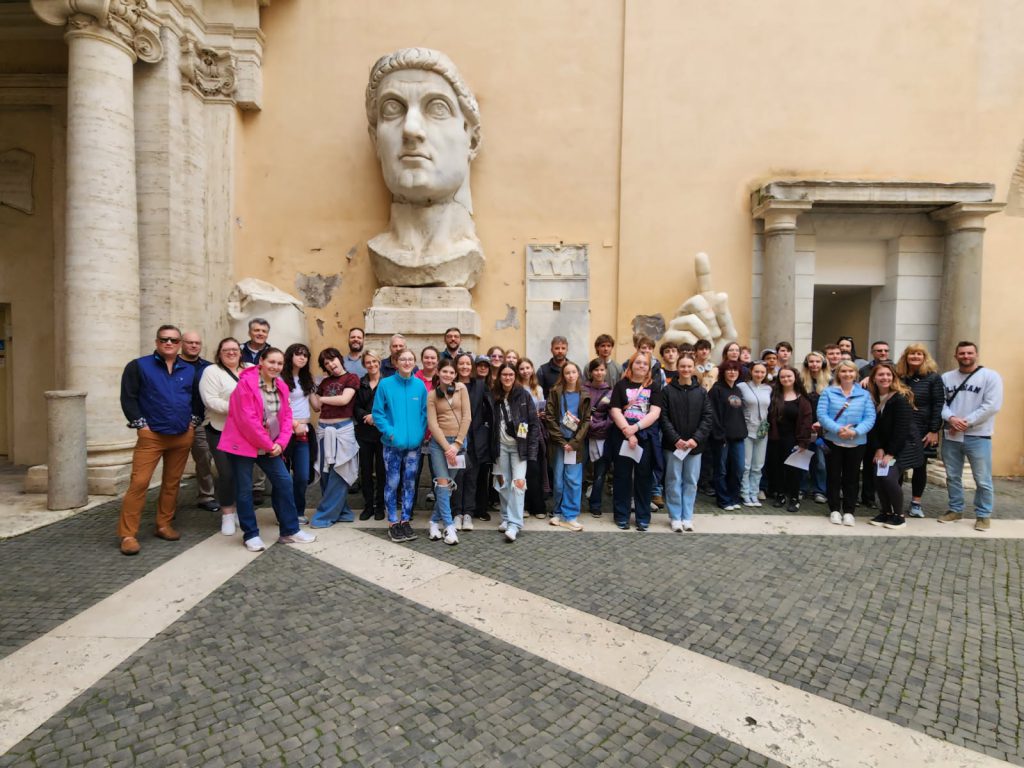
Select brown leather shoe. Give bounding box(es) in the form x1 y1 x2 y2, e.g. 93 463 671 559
154 526 181 541
120 536 140 556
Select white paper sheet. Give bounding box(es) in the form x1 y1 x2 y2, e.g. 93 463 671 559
564 450 578 465
673 447 692 461
447 454 466 469
783 447 814 471
875 460 890 477
619 442 644 463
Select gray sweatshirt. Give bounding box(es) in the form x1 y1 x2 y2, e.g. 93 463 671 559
738 381 772 440
940 367 1002 437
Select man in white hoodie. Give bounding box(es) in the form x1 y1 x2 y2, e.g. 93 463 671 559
938 341 1003 531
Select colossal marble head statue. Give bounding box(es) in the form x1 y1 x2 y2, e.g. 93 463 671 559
365 48 485 289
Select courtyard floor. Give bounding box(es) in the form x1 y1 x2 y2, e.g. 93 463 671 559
1 476 1023 767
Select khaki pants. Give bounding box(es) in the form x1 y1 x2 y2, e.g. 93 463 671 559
190 423 216 501
117 428 193 538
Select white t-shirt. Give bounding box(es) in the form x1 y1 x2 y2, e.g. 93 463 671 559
289 376 311 419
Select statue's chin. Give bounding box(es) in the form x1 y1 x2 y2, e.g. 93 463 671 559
387 170 462 206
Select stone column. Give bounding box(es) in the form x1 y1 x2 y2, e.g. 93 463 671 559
45 391 88 510
31 0 163 493
930 202 1004 370
752 200 812 351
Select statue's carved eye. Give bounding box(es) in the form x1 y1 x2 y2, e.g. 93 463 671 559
380 98 405 119
426 98 453 119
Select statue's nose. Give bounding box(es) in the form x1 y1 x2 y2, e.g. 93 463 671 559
402 107 426 141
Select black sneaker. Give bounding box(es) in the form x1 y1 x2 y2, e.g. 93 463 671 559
374 510 385 521
772 496 786 508
786 501 800 513
883 514 906 530
359 508 373 521
388 524 404 542
401 521 417 542
474 511 492 522
868 512 890 527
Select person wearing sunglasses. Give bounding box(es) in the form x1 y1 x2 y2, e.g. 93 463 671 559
116 325 204 556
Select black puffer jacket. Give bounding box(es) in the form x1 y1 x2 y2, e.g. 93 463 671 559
660 380 713 453
869 392 924 471
902 371 943 458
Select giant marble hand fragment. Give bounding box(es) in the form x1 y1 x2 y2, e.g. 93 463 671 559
661 252 738 358
365 48 484 289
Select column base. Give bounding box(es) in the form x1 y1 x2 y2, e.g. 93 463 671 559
25 462 133 497
365 287 482 354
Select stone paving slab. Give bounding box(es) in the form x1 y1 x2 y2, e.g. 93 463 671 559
0 484 217 660
0 547 784 768
401 530 1024 764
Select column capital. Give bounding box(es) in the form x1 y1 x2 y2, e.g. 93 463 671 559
751 199 813 233
179 34 237 102
930 201 1005 232
31 0 163 63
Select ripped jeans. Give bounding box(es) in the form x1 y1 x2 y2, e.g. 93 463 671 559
428 436 464 528
494 440 527 533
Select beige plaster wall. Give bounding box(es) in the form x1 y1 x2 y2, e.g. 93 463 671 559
235 0 624 360
0 107 56 465
238 0 1024 473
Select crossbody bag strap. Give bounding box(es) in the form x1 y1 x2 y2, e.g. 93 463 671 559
945 366 983 406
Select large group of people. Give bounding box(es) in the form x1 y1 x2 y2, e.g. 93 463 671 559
115 320 1004 555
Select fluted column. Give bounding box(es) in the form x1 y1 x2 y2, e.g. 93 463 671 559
31 0 163 490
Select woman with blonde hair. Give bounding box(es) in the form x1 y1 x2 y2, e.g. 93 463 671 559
895 343 944 517
801 351 830 504
865 362 923 529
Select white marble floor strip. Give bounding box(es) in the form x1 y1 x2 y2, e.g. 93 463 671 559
305 526 1009 768
344 514 1024 539
0 510 279 754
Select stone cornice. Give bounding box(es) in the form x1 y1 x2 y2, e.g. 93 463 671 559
751 200 813 233
30 0 164 63
929 202 1005 232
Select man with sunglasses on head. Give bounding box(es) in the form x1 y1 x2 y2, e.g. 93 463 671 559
117 325 204 556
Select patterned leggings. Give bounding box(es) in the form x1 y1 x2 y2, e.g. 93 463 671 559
383 445 420 524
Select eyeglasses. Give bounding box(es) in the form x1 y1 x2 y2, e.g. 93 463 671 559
158 337 181 344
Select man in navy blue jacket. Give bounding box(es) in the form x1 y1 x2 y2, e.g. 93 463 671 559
117 325 203 556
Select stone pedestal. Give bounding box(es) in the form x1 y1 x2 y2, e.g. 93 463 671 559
364 287 481 355
44 391 89 509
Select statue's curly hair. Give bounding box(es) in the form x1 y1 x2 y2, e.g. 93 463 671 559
366 48 481 155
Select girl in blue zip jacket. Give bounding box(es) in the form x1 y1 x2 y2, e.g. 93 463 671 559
372 349 428 542
816 360 876 527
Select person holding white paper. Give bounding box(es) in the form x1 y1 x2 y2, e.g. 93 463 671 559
545 361 591 531
489 363 541 542
608 352 664 531
865 362 922 530
660 354 713 532
817 361 876 526
765 367 814 513
427 359 472 545
582 359 614 517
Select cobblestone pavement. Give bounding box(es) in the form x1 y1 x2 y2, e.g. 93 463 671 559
0 484 213 660
0 547 783 768
406 530 1024 764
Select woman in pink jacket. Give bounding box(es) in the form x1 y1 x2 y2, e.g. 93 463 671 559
219 347 317 551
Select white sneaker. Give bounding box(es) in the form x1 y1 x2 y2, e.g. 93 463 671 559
563 519 584 532
245 536 266 552
279 530 316 544
752 499 763 508
498 520 508 532
842 513 855 527
443 525 459 545
429 521 442 541
682 520 694 532
461 515 473 532
504 527 517 542
757 490 767 501
670 519 683 532
742 499 758 508
221 513 238 536
549 515 563 527
829 511 842 525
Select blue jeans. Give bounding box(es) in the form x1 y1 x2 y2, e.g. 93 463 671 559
384 445 420 524
494 441 527 533
552 448 583 521
715 439 744 508
231 454 300 542
664 449 701 522
942 435 994 518
310 469 352 527
290 438 310 517
428 437 463 528
741 436 767 501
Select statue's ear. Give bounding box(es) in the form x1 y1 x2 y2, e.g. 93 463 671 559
368 124 378 148
467 123 481 160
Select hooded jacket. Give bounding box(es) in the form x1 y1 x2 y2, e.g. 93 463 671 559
218 366 294 458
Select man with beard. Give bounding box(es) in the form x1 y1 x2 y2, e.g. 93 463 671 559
441 327 465 362
345 327 367 378
538 335 569 398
